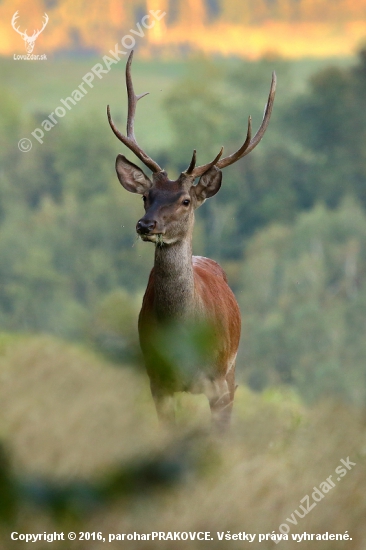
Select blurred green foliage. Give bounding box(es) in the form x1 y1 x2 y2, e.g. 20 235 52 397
240 198 366 404
0 445 16 523
139 319 219 391
1 49 366 405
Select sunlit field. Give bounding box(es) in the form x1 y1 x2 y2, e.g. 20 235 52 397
0 334 365 549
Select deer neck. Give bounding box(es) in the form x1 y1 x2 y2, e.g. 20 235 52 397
153 234 195 321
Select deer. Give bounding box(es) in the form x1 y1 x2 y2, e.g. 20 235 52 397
11 11 49 54
107 51 276 432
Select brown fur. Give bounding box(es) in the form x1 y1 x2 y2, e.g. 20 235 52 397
139 255 241 432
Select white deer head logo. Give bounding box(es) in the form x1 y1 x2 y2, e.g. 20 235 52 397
11 11 49 53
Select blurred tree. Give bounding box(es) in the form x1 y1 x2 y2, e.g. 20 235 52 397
55 113 116 201
239 197 366 404
163 61 227 172
285 48 366 207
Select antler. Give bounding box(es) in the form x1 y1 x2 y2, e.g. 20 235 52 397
216 72 276 169
185 71 276 178
11 11 27 38
185 147 224 179
32 13 49 40
107 50 162 173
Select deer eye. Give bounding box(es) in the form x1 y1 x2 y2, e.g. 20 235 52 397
182 199 190 206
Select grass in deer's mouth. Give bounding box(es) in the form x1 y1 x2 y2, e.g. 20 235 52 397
156 234 165 247
137 233 164 246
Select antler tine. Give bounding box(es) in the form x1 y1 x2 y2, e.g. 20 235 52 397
216 71 276 169
188 147 224 179
11 11 25 36
107 50 162 173
215 116 252 170
125 51 148 139
186 150 197 174
32 13 49 40
11 11 19 25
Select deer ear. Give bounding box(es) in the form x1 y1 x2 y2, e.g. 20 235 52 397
193 166 222 206
115 155 152 194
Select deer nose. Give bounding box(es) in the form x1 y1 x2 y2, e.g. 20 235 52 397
136 219 156 235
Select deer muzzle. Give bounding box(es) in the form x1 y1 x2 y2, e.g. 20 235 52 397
136 218 157 235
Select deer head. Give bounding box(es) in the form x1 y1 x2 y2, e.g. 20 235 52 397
11 11 49 54
107 51 276 246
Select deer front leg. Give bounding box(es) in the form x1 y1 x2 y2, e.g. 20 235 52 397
150 382 175 426
205 377 234 434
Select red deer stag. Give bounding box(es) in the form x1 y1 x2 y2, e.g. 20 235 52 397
107 51 276 432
